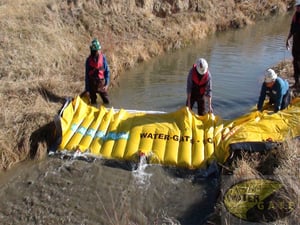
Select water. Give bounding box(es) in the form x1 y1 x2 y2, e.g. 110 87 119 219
0 14 293 225
110 14 292 120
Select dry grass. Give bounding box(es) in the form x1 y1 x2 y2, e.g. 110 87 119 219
206 139 300 225
275 139 300 177
231 152 262 179
274 140 300 224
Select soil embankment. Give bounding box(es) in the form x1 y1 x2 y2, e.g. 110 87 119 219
0 0 295 168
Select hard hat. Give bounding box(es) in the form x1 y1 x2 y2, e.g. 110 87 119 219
295 0 300 6
196 58 208 75
264 68 277 83
90 38 101 51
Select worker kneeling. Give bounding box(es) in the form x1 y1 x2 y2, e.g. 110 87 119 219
257 68 291 113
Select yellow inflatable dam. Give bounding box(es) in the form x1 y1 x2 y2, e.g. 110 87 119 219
55 96 300 169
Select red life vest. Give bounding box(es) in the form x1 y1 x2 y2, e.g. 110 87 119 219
191 64 209 95
292 13 300 24
88 53 104 79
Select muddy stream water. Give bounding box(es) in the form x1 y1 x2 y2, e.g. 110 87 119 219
0 14 293 225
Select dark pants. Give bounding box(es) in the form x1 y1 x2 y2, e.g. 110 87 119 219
269 89 291 111
281 89 292 110
187 94 205 115
292 58 300 85
89 77 109 104
292 33 300 85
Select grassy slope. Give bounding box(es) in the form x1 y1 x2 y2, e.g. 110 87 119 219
0 0 294 170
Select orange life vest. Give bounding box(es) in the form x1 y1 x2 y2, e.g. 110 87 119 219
88 53 104 79
191 64 209 95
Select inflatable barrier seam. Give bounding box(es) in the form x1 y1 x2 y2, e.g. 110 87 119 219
54 96 300 169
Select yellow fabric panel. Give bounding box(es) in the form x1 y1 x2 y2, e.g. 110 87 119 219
138 126 156 154
100 109 128 157
78 106 107 150
89 108 114 155
111 136 128 159
218 100 300 162
65 109 95 151
160 108 186 166
177 134 192 168
222 111 286 149
59 101 74 137
59 96 90 149
135 113 172 156
151 127 167 164
203 113 215 164
162 128 180 166
123 126 142 160
177 108 193 168
138 113 180 163
57 95 300 169
111 111 133 159
212 118 225 163
191 115 205 168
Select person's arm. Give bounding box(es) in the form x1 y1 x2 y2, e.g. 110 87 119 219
274 80 284 112
286 32 293 50
206 96 213 113
205 72 213 112
257 84 267 111
102 55 110 87
85 58 90 92
186 93 191 108
286 28 293 49
186 70 193 108
286 14 295 49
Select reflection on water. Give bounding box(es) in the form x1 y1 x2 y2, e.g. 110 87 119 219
0 15 293 225
110 14 292 119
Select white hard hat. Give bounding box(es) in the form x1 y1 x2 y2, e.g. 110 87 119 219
196 58 208 75
295 0 300 6
264 68 277 83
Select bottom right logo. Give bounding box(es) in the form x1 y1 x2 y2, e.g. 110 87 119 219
223 178 298 223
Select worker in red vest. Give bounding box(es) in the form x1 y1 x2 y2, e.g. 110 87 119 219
186 58 213 115
84 38 110 104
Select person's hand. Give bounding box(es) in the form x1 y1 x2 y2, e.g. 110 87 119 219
81 91 91 104
101 85 108 92
208 105 213 113
286 39 290 50
186 99 191 109
84 91 90 100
